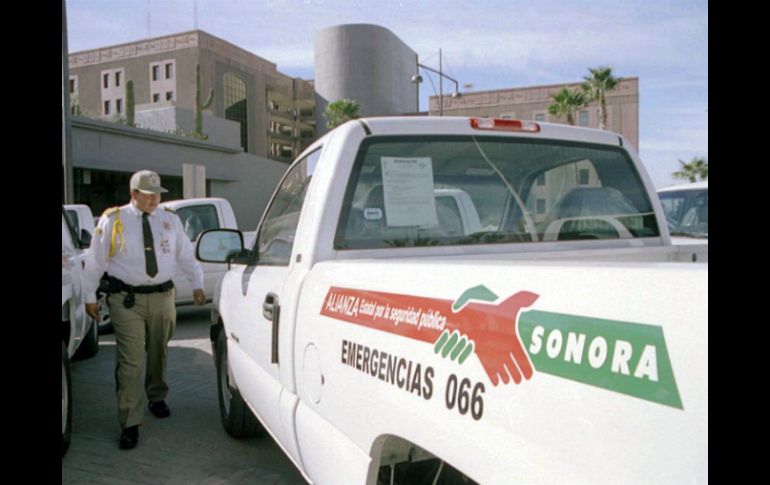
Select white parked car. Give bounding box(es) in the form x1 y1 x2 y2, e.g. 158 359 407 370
62 207 99 456
657 181 708 238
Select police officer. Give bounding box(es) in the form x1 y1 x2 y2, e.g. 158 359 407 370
84 170 205 450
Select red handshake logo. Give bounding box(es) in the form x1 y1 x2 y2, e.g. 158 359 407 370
321 287 539 386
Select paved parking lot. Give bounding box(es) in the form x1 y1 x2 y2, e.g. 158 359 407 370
62 306 307 484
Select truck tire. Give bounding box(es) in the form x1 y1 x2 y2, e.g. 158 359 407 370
215 331 262 438
62 341 72 457
73 320 99 361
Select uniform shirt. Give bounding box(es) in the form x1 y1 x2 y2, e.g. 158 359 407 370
83 201 204 304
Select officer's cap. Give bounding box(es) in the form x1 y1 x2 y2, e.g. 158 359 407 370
130 170 168 194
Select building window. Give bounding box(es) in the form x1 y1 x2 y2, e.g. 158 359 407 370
115 71 121 87
165 63 174 79
116 99 123 114
579 169 590 185
166 91 174 101
152 65 160 81
103 73 109 89
578 110 589 127
536 199 546 214
224 72 248 152
69 79 75 94
152 93 160 103
534 112 546 122
104 100 111 115
536 174 546 186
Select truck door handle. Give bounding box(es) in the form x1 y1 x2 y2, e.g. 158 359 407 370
264 293 280 364
263 293 277 321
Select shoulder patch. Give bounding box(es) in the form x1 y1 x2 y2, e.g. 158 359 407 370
163 206 176 214
102 206 120 218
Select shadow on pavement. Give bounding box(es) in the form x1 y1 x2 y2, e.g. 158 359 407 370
62 305 307 484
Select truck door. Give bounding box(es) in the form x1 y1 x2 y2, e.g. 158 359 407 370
227 149 319 465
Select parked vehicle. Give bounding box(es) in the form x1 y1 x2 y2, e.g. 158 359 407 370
159 197 255 304
657 181 708 238
197 117 708 484
64 204 95 245
62 207 100 456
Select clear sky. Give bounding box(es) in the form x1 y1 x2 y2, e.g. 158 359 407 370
65 0 708 189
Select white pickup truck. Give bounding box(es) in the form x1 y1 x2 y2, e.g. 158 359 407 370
159 197 256 304
197 117 707 484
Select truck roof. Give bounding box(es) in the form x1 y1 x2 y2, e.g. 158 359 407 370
356 116 626 147
657 181 708 192
160 197 229 208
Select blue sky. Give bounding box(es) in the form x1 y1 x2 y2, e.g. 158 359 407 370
66 0 708 188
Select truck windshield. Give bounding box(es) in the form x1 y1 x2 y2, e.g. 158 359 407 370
658 188 708 238
334 135 659 249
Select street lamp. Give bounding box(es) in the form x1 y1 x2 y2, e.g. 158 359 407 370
412 48 462 116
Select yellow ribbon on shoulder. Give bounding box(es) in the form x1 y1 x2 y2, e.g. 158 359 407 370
109 211 125 258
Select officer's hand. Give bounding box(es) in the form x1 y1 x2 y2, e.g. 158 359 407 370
86 303 100 322
193 289 206 306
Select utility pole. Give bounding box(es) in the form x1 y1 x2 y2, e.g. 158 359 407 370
412 49 462 116
62 0 74 203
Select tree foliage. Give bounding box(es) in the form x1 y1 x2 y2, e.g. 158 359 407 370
323 99 360 129
582 66 621 130
547 87 588 125
673 157 708 182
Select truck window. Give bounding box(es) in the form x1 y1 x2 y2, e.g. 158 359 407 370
256 149 321 264
62 209 80 250
334 136 659 249
176 204 220 241
66 209 80 235
659 188 708 236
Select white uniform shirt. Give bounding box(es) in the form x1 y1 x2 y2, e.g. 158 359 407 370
83 201 204 304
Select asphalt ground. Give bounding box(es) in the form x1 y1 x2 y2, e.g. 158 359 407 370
62 305 307 484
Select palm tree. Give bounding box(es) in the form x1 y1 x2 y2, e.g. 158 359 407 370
582 66 621 130
323 99 360 129
547 87 588 125
673 157 708 182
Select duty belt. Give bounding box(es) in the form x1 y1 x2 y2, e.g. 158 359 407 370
104 275 174 309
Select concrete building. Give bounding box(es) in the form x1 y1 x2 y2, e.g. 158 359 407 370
314 24 418 133
68 30 316 164
70 117 286 229
430 78 639 149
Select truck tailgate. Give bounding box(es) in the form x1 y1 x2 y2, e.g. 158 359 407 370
293 258 707 484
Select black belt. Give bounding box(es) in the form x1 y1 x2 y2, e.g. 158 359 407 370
103 275 174 309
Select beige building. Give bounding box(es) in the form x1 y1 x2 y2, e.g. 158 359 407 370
68 30 316 163
430 78 639 149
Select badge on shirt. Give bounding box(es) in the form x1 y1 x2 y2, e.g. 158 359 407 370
160 237 171 254
163 222 172 231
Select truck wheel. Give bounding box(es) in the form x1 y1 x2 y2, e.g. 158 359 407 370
73 320 99 361
215 331 261 438
62 341 72 457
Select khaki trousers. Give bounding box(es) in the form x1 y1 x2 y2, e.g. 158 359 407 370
108 289 176 429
